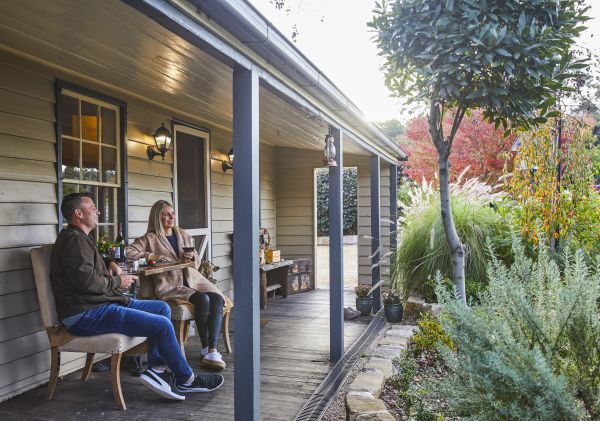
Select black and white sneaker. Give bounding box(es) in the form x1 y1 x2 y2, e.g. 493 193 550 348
140 368 185 401
175 373 224 393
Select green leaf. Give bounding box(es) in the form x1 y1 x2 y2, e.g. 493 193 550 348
496 48 512 57
518 11 526 34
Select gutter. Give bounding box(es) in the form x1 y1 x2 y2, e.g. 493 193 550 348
192 0 407 161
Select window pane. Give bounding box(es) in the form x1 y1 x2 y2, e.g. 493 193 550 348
81 101 99 142
61 138 80 180
96 224 115 242
102 147 117 183
82 142 99 181
176 132 206 229
97 186 116 224
101 107 116 146
61 95 79 137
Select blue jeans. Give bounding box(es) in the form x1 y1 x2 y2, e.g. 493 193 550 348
68 299 193 384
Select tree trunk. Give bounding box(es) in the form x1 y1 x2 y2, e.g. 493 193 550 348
437 153 467 303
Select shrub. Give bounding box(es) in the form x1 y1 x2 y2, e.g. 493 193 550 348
316 167 357 236
508 117 600 254
408 314 454 363
434 237 600 419
393 176 511 301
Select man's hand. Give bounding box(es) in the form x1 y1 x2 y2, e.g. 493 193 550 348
118 274 137 291
109 261 123 276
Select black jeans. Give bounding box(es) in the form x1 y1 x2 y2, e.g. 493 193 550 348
188 292 224 349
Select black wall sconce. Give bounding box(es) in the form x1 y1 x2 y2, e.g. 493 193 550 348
210 148 234 172
222 148 234 172
147 122 172 160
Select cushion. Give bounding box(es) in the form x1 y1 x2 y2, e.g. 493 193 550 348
168 302 194 320
60 333 147 354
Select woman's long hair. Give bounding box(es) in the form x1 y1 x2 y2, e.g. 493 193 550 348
146 200 174 236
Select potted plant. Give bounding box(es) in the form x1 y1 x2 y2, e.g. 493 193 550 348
382 289 403 323
97 235 115 264
355 284 373 316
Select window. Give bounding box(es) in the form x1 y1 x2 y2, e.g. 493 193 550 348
58 88 123 240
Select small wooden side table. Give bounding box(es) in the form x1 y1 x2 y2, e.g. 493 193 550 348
259 260 294 309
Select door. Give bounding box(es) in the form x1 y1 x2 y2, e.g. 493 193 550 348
173 124 211 260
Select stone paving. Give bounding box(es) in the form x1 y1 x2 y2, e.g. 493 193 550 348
345 324 416 421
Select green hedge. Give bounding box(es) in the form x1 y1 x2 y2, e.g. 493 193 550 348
316 168 357 236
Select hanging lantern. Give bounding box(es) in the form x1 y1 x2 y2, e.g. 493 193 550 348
323 134 337 167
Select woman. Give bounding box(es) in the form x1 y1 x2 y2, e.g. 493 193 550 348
126 200 226 370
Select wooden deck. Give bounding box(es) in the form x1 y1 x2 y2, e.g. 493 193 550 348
0 289 368 420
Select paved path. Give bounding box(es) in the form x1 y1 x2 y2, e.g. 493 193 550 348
316 244 358 290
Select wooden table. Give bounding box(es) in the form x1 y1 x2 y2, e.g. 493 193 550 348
136 262 194 299
260 260 294 309
137 261 194 275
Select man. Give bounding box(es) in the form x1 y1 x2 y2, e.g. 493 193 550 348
51 192 223 401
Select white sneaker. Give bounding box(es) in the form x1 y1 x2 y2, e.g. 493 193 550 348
200 346 209 358
201 350 226 370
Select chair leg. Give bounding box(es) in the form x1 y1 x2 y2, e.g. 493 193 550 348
81 353 94 381
46 347 60 400
223 310 232 354
111 353 126 410
173 320 188 358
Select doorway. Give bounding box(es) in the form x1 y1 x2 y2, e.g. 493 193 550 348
314 167 358 290
173 124 211 259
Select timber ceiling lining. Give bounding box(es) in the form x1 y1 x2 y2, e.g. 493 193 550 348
0 0 367 155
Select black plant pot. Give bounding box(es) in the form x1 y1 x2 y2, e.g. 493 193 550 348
356 297 373 316
384 302 403 323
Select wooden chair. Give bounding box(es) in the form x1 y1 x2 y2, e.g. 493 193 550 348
138 275 233 357
31 245 148 410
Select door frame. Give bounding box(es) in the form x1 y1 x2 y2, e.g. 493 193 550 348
172 123 212 260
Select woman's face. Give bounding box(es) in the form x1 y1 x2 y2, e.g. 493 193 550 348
160 205 176 231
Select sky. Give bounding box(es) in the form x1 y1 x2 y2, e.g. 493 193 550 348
249 0 600 124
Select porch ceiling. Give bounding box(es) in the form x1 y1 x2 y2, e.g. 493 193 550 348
0 0 367 155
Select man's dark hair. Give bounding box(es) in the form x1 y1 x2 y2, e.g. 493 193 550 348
61 192 92 221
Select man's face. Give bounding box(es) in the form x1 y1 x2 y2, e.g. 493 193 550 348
74 197 100 230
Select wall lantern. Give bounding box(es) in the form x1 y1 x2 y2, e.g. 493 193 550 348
211 148 234 172
147 122 172 160
323 133 337 167
222 148 234 172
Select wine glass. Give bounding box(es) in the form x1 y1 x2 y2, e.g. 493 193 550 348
182 237 195 262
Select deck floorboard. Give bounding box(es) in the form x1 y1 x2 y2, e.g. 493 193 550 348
0 289 368 420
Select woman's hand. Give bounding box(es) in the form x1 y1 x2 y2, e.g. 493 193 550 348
181 250 195 263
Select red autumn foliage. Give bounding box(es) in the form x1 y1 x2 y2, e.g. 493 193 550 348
403 110 515 184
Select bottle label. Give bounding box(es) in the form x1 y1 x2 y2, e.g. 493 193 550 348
114 247 121 259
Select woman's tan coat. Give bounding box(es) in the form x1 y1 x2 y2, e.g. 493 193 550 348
126 227 224 301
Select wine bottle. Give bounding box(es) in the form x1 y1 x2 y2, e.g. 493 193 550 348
115 223 125 262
